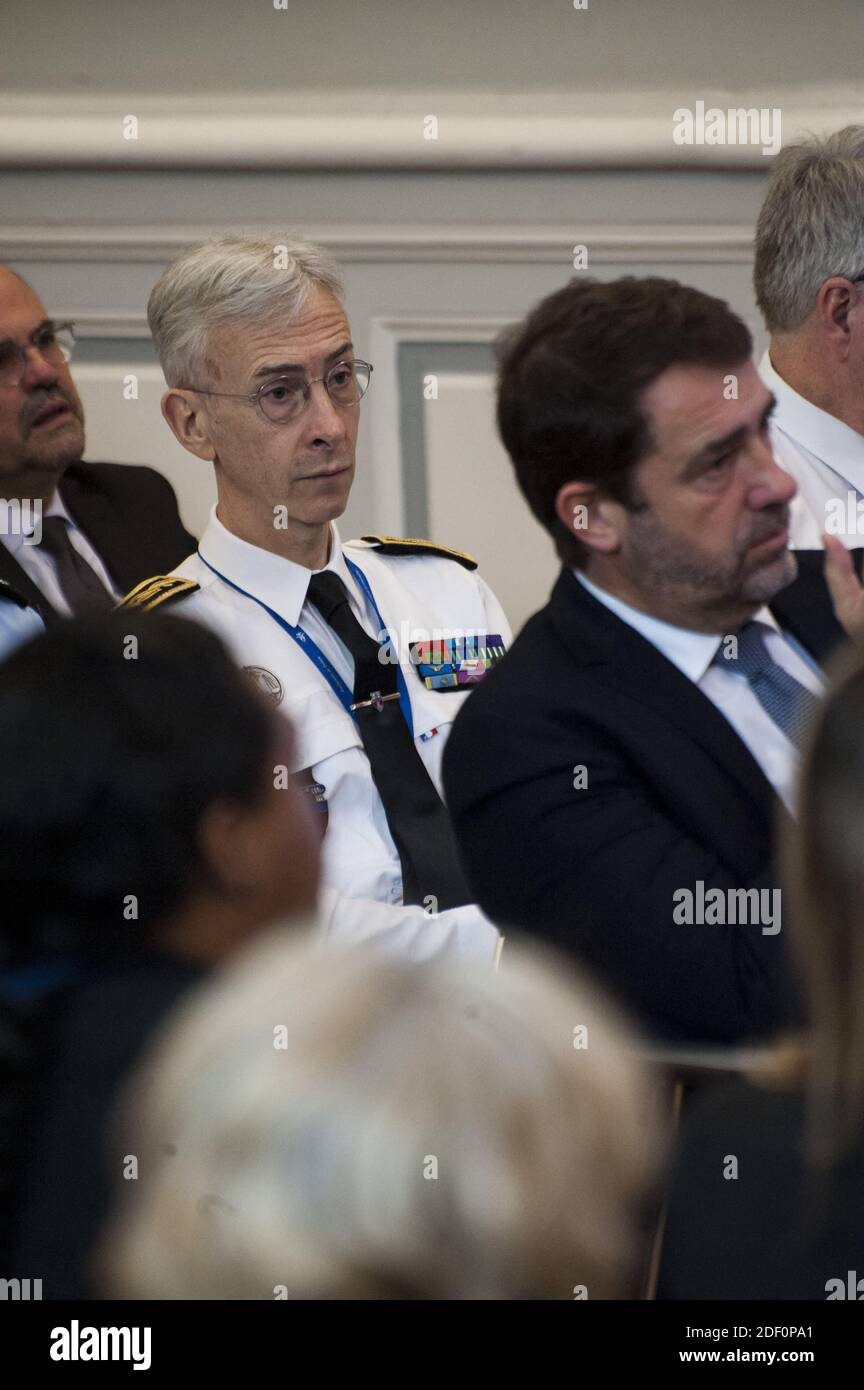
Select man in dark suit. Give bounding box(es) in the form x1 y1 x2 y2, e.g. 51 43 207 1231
0 265 194 654
443 276 860 1045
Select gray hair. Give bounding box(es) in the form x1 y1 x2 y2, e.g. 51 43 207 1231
98 932 655 1300
147 233 345 386
754 125 864 333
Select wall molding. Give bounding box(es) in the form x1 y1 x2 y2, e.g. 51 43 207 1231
0 223 756 267
59 312 150 340
0 88 860 170
368 315 511 532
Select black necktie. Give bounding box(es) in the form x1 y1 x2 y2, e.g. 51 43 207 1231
307 569 472 910
37 517 114 615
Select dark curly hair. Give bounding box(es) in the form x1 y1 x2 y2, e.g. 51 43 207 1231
0 610 275 963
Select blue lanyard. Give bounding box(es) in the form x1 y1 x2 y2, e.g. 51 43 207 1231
197 551 414 735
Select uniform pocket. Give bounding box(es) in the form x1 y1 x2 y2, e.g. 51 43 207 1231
285 687 363 772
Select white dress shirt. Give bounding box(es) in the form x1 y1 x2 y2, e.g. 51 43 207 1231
0 593 44 661
575 570 823 815
166 507 511 961
0 489 119 615
759 349 864 549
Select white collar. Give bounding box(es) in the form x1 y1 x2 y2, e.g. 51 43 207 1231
574 569 781 684
2 488 70 558
759 349 864 483
197 507 350 625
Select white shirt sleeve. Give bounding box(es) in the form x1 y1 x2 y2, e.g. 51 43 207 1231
316 884 500 962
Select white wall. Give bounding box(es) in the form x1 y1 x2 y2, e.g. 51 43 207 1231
3 0 863 96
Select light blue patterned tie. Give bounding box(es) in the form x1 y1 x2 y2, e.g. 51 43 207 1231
718 621 821 750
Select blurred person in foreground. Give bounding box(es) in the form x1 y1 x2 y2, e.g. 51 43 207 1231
659 643 864 1299
99 932 657 1301
0 610 320 1296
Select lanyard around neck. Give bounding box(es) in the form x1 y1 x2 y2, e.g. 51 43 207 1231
197 550 414 735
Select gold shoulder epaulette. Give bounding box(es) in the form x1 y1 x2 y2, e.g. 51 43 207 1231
361 534 477 571
118 575 200 611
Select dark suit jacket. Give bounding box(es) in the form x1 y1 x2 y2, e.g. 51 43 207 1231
9 952 205 1299
0 461 196 624
443 552 858 1045
657 1079 864 1299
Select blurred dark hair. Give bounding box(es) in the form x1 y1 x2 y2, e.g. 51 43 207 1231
0 611 275 963
496 276 753 567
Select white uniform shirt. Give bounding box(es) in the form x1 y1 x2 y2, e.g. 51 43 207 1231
759 350 864 549
165 508 511 959
0 488 119 615
575 570 823 816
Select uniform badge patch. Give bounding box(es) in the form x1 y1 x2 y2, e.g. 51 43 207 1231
118 575 200 611
244 666 284 705
293 768 329 837
409 634 506 691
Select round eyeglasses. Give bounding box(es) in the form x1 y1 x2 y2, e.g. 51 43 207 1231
182 359 373 424
0 321 76 390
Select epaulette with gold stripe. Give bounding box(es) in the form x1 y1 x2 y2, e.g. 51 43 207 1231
361 534 477 571
118 575 200 611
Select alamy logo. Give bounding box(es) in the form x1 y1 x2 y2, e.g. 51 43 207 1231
672 101 781 157
0 1277 42 1299
50 1320 152 1370
672 881 781 935
826 1271 864 1300
825 491 864 536
0 498 42 545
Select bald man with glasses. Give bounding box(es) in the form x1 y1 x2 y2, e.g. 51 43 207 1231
0 266 194 659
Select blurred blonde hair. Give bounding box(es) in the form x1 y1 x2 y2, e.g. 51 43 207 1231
99 931 655 1300
782 643 864 1165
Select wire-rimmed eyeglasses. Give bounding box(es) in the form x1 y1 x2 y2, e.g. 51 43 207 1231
181 359 373 424
0 321 76 390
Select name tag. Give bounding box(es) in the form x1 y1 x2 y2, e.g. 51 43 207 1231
410 634 506 691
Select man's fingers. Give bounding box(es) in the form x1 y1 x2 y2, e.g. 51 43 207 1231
822 532 864 635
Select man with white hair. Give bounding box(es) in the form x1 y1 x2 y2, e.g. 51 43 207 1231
122 235 509 960
755 126 864 548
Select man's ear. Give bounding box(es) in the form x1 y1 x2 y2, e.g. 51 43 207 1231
814 277 862 360
161 388 216 462
555 480 624 555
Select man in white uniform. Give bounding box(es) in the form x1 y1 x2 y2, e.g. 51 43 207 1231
122 235 509 960
754 125 864 548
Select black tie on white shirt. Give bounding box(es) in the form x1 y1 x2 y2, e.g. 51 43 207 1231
307 569 472 910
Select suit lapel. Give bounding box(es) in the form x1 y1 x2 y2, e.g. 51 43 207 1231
549 569 781 822
59 466 131 591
